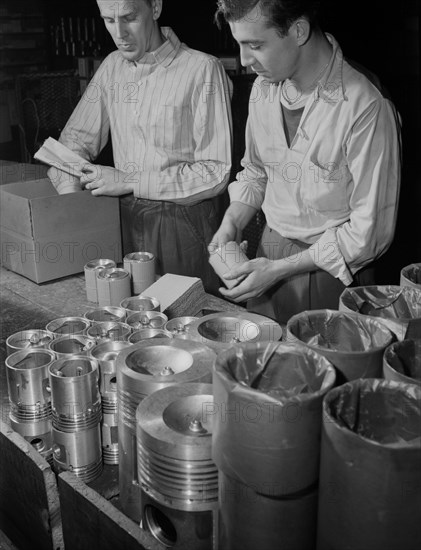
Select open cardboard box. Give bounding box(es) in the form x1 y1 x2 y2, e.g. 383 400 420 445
0 178 122 283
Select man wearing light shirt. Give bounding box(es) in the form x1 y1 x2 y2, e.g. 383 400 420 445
49 0 232 293
210 0 401 323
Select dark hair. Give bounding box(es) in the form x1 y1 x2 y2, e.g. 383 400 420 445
215 0 320 36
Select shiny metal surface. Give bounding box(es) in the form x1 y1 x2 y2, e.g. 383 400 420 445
90 340 132 406
101 410 119 465
10 419 53 465
128 328 173 343
90 340 132 465
141 490 216 550
6 348 55 418
123 251 155 295
52 424 103 483
6 329 53 356
5 347 56 465
126 311 168 330
164 317 199 339
120 295 160 314
48 334 96 359
84 259 116 302
188 312 283 350
84 306 127 323
137 383 217 511
85 321 132 342
116 338 215 523
45 316 91 337
49 355 101 431
96 267 131 307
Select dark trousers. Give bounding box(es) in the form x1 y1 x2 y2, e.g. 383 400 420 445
248 225 375 325
120 195 221 294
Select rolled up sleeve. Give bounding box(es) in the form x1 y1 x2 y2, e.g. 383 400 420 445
309 97 401 285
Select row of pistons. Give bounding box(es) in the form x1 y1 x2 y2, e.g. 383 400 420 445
5 348 103 482
5 303 199 481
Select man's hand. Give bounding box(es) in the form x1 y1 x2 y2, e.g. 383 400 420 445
219 248 317 303
81 165 134 196
208 201 258 253
208 217 238 253
218 257 281 302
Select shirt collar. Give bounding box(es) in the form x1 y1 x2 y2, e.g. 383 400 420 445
314 33 347 103
130 27 181 68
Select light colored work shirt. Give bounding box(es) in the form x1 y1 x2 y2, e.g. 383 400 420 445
229 34 401 285
59 27 233 205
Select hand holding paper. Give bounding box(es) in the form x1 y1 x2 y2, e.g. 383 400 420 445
34 137 92 194
34 137 91 176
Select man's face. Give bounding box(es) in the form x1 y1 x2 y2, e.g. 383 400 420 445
229 6 300 83
97 0 160 61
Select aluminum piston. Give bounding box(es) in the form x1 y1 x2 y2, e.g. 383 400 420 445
84 306 127 324
52 424 103 483
120 295 160 314
137 383 217 511
90 340 132 409
116 339 216 523
84 259 116 303
101 410 119 465
48 334 96 359
6 329 53 356
96 267 131 307
6 348 55 422
138 383 217 550
49 355 101 431
126 311 168 331
128 329 173 343
85 321 132 343
90 340 132 466
10 418 53 465
187 312 283 351
123 251 156 295
164 317 199 339
45 316 91 338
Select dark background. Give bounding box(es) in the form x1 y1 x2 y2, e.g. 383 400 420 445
1 0 419 283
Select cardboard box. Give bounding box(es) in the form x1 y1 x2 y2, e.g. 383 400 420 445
0 161 48 185
0 178 122 283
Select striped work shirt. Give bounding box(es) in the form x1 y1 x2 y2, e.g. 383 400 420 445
229 34 401 285
59 27 233 204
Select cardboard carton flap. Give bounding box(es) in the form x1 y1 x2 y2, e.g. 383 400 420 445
0 184 34 236
0 178 58 199
0 178 120 239
30 191 120 239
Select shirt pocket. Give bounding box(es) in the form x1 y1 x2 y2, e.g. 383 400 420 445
300 157 351 213
150 105 192 152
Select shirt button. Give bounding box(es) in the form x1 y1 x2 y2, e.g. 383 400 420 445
137 80 142 86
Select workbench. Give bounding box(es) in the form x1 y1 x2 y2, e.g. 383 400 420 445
0 264 248 550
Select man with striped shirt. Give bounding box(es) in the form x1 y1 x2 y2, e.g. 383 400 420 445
50 0 233 293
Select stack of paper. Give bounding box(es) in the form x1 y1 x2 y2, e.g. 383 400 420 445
142 274 208 318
